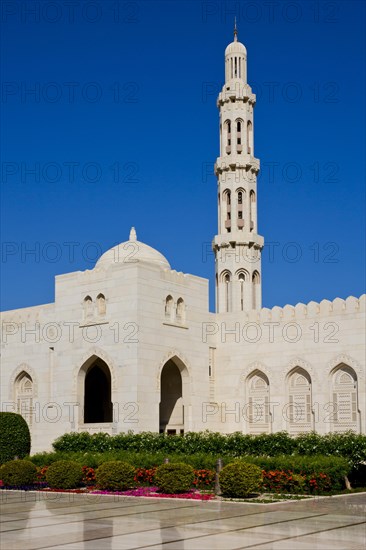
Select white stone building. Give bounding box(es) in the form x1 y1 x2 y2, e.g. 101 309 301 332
1 31 365 452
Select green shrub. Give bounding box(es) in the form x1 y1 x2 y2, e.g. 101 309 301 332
51 430 366 466
0 412 31 464
46 460 83 489
240 455 349 490
219 461 263 498
0 460 37 486
95 461 135 491
155 463 194 494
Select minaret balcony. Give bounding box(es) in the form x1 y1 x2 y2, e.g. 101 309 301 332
213 232 264 250
215 155 260 174
217 86 256 106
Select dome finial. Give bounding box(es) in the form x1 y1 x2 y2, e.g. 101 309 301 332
129 226 137 241
234 16 238 41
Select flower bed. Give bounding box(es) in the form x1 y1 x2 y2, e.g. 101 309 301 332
92 486 214 500
1 458 361 498
261 469 332 494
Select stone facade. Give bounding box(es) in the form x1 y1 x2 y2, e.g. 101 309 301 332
1 32 365 453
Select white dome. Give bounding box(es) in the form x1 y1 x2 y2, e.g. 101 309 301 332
225 40 246 56
95 227 170 270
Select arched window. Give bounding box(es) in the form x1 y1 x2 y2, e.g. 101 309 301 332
247 120 253 154
15 372 33 426
247 371 270 434
165 295 174 320
237 120 241 139
287 368 312 434
176 298 185 324
249 190 256 232
223 190 231 232
236 119 243 153
83 296 93 320
237 269 248 311
236 188 245 229
252 270 260 309
220 270 232 313
331 365 358 432
224 120 231 154
96 294 106 316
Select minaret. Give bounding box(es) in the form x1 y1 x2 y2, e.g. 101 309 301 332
213 26 264 313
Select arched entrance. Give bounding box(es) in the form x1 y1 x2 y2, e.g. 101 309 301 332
81 358 112 423
159 358 188 434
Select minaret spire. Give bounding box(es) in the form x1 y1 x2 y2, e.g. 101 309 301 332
129 227 137 242
234 17 238 41
213 34 264 313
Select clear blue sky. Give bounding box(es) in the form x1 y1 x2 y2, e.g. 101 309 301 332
1 0 365 312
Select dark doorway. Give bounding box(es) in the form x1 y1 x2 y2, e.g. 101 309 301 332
159 359 184 433
84 362 112 423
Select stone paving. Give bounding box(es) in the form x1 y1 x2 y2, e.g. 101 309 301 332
0 490 365 549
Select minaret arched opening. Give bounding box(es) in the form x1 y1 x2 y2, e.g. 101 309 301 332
247 120 253 155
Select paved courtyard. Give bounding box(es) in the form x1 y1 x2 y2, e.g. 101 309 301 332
0 490 365 549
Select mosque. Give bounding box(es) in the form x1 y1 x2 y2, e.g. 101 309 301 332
1 30 365 452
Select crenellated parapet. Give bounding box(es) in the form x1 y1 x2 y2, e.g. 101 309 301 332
221 294 366 323
0 303 54 326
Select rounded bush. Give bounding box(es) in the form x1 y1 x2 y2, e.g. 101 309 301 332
46 460 83 489
219 461 263 498
95 461 135 491
0 460 37 487
0 412 31 464
155 463 195 494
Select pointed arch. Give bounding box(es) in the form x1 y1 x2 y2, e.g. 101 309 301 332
220 269 232 313
96 293 106 316
77 354 113 424
252 270 260 309
14 370 34 426
286 367 313 434
165 295 174 320
176 297 185 324
247 120 253 154
224 120 231 153
83 295 93 320
236 268 249 311
157 351 192 434
235 118 243 153
249 190 256 232
9 363 38 400
330 363 359 432
245 369 270 434
236 187 245 229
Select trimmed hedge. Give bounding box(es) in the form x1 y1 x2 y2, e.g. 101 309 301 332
155 463 195 494
46 460 83 489
95 461 135 491
0 460 37 487
220 462 263 498
52 430 366 466
0 412 31 464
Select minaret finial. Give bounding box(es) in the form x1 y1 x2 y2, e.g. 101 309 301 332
129 227 137 241
234 17 238 41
